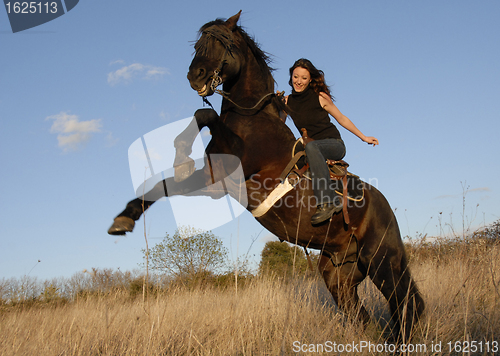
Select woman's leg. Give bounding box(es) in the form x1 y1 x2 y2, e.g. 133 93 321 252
305 138 345 204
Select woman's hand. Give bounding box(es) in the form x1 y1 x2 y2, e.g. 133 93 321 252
363 136 379 146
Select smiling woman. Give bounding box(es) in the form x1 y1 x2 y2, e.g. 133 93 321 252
284 58 379 224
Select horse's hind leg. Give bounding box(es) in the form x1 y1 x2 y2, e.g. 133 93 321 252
367 250 424 343
318 253 371 327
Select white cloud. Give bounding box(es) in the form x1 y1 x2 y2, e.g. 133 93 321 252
145 67 169 79
105 132 119 147
146 147 163 161
109 59 125 65
470 187 490 193
159 110 170 121
435 187 491 200
107 62 169 86
46 112 102 152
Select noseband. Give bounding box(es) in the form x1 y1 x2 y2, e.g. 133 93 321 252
198 26 235 93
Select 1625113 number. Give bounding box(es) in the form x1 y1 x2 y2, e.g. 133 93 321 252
5 2 58 14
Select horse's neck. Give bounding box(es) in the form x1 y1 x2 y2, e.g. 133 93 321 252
218 48 294 154
221 53 276 116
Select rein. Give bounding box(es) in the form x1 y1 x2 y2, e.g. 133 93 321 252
204 54 281 111
204 63 284 113
219 90 278 111
203 86 282 113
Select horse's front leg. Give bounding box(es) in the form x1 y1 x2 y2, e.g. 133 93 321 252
108 167 211 235
174 108 219 182
107 177 168 235
108 109 219 235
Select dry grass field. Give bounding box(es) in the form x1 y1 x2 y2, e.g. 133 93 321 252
1 230 500 355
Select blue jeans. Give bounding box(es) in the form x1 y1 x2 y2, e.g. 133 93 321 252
304 138 346 205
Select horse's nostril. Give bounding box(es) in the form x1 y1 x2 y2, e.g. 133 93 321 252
198 68 205 78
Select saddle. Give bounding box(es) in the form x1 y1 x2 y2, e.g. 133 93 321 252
279 129 364 225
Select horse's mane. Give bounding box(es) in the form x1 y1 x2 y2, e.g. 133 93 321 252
196 18 287 116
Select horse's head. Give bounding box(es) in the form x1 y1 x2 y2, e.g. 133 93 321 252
187 11 244 97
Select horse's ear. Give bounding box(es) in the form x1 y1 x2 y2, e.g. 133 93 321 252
225 10 242 31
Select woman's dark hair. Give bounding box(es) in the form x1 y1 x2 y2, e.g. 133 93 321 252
288 58 334 100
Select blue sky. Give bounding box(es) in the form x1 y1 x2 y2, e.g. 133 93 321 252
1 1 499 280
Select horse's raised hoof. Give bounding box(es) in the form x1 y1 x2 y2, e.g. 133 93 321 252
107 216 135 235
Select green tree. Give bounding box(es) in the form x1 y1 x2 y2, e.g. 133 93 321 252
259 241 316 277
143 226 228 281
40 283 62 303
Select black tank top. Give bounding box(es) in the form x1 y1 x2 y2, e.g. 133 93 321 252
287 87 341 140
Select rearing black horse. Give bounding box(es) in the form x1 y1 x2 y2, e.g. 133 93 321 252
108 11 424 342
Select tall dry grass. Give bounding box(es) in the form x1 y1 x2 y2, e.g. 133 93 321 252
405 236 500 353
0 276 343 355
1 237 500 355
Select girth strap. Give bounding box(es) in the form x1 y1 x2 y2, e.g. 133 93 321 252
327 159 350 225
278 151 306 183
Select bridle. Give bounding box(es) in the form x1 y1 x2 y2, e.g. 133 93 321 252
208 48 228 94
198 26 234 94
197 25 280 112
